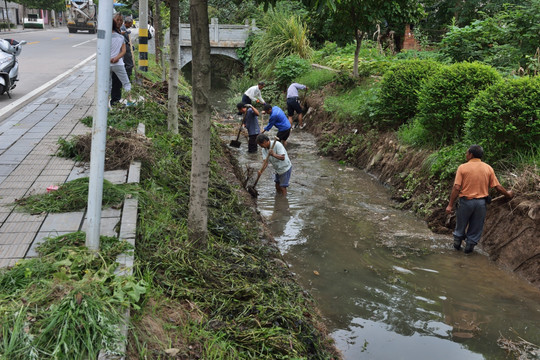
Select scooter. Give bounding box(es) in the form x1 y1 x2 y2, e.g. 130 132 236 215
0 38 27 98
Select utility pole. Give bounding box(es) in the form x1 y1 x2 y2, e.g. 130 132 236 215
86 0 114 251
139 0 148 72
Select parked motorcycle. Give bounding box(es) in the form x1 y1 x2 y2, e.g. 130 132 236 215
0 39 27 98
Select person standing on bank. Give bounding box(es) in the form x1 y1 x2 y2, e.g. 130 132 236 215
237 102 260 153
286 82 308 129
445 145 514 254
257 134 292 196
261 104 292 146
242 82 266 105
111 14 134 107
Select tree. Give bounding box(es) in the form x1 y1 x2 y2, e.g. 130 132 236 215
12 0 64 11
321 0 424 77
187 0 211 245
167 0 179 134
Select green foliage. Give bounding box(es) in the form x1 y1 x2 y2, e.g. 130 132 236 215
377 59 441 129
272 55 311 88
464 76 540 163
15 177 136 213
414 62 501 145
295 68 337 90
425 143 469 180
324 81 381 127
312 41 387 73
249 9 312 76
13 0 65 11
440 1 540 73
80 116 92 127
56 137 83 161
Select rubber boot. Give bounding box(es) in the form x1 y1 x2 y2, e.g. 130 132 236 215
464 242 476 254
453 236 463 251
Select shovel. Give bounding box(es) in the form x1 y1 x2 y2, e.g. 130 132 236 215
229 123 243 148
247 137 278 197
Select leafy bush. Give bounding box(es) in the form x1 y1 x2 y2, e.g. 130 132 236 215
272 54 311 88
312 41 388 73
464 76 540 162
377 59 441 129
414 62 501 145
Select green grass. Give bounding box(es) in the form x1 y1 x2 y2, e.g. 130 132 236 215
0 232 145 359
15 177 137 214
323 80 381 125
295 68 337 90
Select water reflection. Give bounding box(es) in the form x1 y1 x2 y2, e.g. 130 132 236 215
219 110 540 360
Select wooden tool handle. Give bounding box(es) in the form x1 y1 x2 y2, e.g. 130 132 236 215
252 137 278 187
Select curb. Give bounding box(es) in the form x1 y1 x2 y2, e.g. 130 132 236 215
98 123 144 360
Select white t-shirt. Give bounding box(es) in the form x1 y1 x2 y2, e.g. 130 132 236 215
110 32 125 66
262 141 291 175
244 85 265 103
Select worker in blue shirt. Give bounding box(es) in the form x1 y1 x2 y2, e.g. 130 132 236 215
262 104 292 146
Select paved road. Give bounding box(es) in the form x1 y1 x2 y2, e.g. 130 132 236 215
0 28 96 118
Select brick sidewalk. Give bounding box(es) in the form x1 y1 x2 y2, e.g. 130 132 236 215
0 61 126 267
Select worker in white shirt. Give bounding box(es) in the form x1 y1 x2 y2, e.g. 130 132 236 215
242 81 266 105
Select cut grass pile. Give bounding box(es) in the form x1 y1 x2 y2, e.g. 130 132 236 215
0 232 144 360
14 177 136 214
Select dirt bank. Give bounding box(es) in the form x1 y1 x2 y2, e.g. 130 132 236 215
302 90 540 289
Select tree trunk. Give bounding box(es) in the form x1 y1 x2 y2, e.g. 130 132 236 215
167 0 179 134
353 30 364 77
154 0 162 70
187 0 211 245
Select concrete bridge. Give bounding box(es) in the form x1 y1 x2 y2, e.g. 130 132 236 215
166 18 257 68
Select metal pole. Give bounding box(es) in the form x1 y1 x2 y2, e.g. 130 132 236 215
139 0 148 72
86 0 113 251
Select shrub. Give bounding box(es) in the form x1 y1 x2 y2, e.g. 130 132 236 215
377 59 441 129
425 143 469 180
272 54 311 88
249 10 312 76
464 76 540 162
414 62 501 146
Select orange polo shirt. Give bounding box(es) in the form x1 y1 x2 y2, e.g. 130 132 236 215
454 158 500 199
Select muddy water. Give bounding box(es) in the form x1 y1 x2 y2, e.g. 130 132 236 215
223 123 540 360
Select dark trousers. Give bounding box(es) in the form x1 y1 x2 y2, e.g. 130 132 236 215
241 94 252 105
248 134 258 153
111 66 133 105
454 198 487 245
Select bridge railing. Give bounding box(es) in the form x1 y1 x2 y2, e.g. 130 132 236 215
180 18 257 47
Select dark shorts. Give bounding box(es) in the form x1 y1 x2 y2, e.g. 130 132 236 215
274 166 292 187
287 97 302 116
241 94 252 105
276 128 291 142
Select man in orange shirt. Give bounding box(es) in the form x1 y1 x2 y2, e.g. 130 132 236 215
446 145 514 253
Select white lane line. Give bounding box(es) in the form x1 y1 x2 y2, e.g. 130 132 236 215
72 38 97 48
0 53 96 120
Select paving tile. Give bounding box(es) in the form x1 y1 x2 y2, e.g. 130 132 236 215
41 212 84 232
6 212 45 222
82 217 120 237
0 232 36 245
35 175 68 184
0 181 34 189
0 258 18 268
84 207 120 219
0 244 29 258
0 221 42 234
104 170 127 184
0 164 17 176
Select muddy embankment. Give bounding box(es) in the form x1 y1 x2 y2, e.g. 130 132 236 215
301 91 540 289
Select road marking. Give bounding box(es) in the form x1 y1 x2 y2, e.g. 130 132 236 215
73 38 97 48
0 53 97 120
28 41 39 45
52 37 60 40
